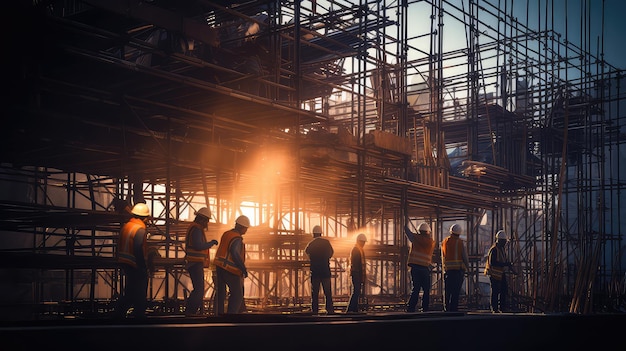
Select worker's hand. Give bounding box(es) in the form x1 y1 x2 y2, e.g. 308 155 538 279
242 269 248 278
210 239 218 246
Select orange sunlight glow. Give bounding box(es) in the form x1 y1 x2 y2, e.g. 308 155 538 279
249 146 291 190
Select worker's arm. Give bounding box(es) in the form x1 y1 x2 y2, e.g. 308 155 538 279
134 228 148 269
230 238 247 277
327 240 334 258
462 244 470 271
349 247 360 273
404 226 415 242
190 227 218 250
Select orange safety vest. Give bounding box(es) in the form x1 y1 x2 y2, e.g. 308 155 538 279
484 244 506 280
118 217 146 268
214 229 245 276
184 222 209 266
408 234 435 267
442 235 467 271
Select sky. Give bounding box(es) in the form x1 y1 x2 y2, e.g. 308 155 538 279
591 0 626 70
532 0 626 71
470 0 626 71
305 1 626 72
593 0 626 70
592 0 625 69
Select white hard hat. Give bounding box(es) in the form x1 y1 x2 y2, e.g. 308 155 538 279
356 233 367 242
195 207 211 219
449 223 462 235
495 230 508 240
235 215 251 228
131 203 150 217
418 222 431 232
312 225 323 235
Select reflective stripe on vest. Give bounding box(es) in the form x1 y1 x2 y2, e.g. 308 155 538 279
118 218 145 268
484 245 506 280
442 235 466 271
408 235 435 267
184 222 208 263
214 230 245 276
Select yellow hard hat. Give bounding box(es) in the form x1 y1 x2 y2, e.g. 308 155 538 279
312 225 323 235
235 215 251 228
449 223 462 235
495 230 508 240
131 203 150 217
356 233 367 242
418 222 431 232
196 207 211 219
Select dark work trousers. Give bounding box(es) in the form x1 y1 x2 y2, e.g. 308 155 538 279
186 262 205 315
407 265 431 312
215 267 244 314
117 265 148 318
490 275 508 312
443 270 464 312
346 274 363 312
311 276 334 314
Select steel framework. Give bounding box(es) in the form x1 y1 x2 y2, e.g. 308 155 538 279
1 0 625 320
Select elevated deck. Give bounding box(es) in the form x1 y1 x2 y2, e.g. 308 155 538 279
1 311 622 350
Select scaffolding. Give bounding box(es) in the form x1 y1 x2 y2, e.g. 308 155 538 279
1 0 625 320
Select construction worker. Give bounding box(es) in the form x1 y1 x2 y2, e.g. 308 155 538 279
404 222 436 312
346 233 367 313
485 230 517 313
116 202 155 319
214 215 250 314
305 225 335 314
184 207 219 316
441 223 470 312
